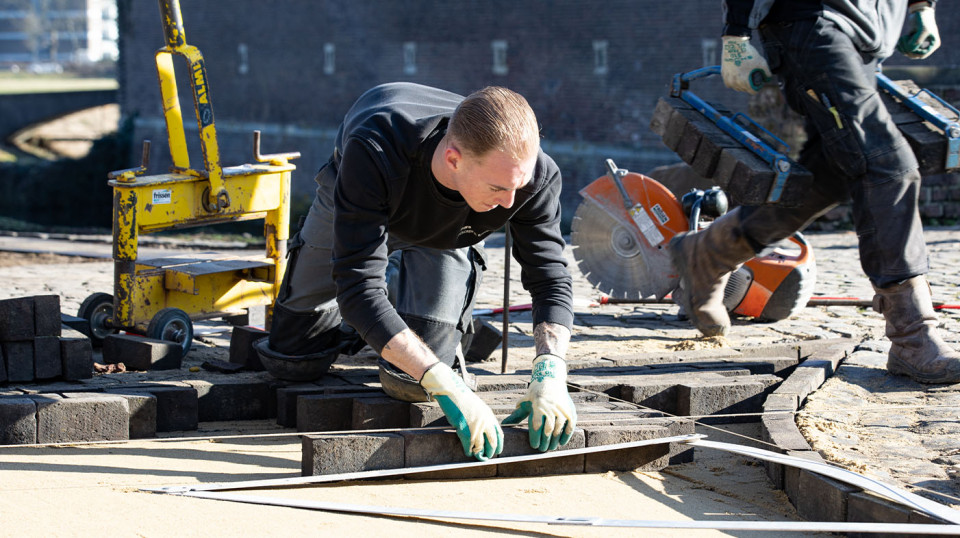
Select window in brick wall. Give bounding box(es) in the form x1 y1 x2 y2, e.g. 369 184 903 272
403 42 417 75
702 38 718 67
324 43 335 75
593 40 609 75
237 43 249 76
492 40 508 75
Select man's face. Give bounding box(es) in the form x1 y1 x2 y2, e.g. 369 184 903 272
455 148 537 213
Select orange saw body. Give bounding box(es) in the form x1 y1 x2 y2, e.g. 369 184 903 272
572 162 816 321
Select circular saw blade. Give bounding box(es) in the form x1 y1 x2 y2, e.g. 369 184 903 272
571 198 677 299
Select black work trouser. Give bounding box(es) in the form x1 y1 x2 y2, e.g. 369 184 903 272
738 16 928 288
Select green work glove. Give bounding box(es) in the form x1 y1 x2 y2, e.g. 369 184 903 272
721 35 772 95
503 354 577 452
420 362 503 461
897 3 940 59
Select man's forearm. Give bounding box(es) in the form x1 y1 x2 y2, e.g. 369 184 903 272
381 328 440 380
534 322 571 358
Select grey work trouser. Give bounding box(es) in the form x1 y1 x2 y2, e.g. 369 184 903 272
267 157 485 365
739 16 928 288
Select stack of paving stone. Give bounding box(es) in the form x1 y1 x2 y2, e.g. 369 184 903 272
649 96 814 207
0 295 92 385
878 78 959 176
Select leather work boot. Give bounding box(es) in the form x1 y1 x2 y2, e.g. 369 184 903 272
873 276 960 384
668 208 756 336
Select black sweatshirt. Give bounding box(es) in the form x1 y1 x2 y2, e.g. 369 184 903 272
330 82 574 353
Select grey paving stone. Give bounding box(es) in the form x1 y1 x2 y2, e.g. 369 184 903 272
100 390 157 439
782 450 825 509
761 414 810 452
409 401 446 428
0 297 35 341
102 334 182 371
497 428 586 477
275 385 327 427
60 327 93 381
183 378 275 422
473 373 528 392
2 341 33 382
301 432 404 476
794 468 858 523
33 295 61 337
121 384 198 432
678 376 779 424
351 397 409 430
620 379 681 415
846 491 912 538
32 393 129 443
583 424 671 472
228 326 268 371
33 336 61 380
0 397 37 444
297 393 362 433
400 428 496 480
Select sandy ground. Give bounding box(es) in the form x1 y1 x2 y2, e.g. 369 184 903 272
0 248 838 537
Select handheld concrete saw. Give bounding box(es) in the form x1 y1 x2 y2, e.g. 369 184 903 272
572 159 816 322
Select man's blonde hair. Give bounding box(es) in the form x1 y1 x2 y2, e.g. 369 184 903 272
448 86 540 160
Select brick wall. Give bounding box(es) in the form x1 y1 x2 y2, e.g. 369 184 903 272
116 0 960 228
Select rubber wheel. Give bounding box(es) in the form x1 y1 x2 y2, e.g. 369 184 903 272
147 307 194 356
77 292 117 347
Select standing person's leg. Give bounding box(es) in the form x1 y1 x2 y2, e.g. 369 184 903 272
257 159 349 379
378 242 486 401
770 18 959 382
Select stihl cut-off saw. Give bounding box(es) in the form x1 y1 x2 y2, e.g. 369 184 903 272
571 159 816 322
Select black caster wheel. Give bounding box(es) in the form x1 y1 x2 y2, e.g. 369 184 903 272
147 307 194 356
77 292 117 347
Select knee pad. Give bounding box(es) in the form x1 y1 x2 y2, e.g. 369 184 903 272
254 337 339 381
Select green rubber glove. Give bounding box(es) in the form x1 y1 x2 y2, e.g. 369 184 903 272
419 362 503 461
503 354 577 452
721 36 772 95
897 3 940 59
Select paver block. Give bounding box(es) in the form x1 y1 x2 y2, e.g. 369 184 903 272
102 334 182 371
0 345 6 383
301 432 404 476
229 326 268 371
100 390 157 439
644 417 696 464
410 401 446 427
678 376 779 424
297 393 364 432
184 378 275 422
60 328 93 381
275 385 327 427
763 392 799 413
846 491 911 538
400 428 496 480
33 336 62 380
583 425 672 472
496 428 586 478
352 397 409 430
33 295 61 337
782 450 824 507
33 393 129 443
463 318 502 363
100 334 178 371
0 397 37 444
620 380 681 415
123 384 198 432
0 297 35 341
761 414 810 452
795 468 857 523
2 341 34 382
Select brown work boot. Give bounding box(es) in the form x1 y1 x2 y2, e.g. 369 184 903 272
873 276 960 384
668 208 756 336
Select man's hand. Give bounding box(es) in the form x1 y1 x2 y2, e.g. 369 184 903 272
503 354 577 452
420 362 503 461
898 2 939 59
721 36 772 95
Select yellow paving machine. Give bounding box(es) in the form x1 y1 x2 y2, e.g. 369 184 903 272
78 0 298 355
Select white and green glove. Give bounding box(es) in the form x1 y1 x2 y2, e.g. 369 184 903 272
721 35 772 95
503 354 577 452
420 362 503 461
897 2 940 59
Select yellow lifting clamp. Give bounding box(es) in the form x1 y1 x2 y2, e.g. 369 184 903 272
78 0 298 355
